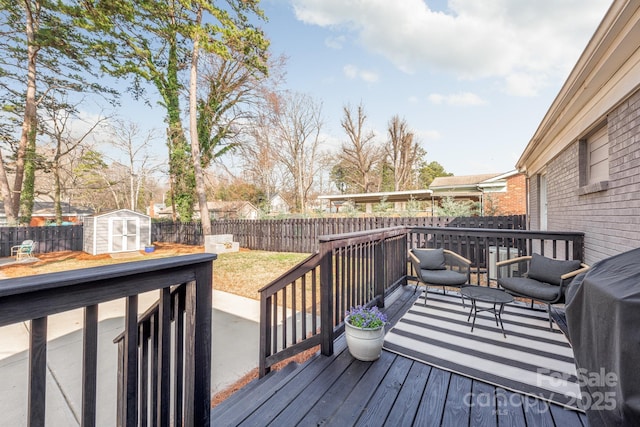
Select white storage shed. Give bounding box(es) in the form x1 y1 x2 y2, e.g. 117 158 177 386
83 209 152 255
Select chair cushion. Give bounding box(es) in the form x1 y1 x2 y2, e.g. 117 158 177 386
499 277 563 302
527 254 581 286
420 269 467 286
412 248 446 270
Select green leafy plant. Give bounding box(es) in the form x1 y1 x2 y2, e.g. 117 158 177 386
346 305 388 329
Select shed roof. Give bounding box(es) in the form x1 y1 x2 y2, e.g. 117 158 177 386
89 208 150 219
430 173 501 189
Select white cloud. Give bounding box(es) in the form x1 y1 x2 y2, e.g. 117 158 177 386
292 0 611 96
342 64 379 83
428 91 486 106
325 35 346 49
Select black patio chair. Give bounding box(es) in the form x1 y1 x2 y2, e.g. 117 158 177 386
497 253 589 330
408 247 471 306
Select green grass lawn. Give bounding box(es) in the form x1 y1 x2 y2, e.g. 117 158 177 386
213 250 310 300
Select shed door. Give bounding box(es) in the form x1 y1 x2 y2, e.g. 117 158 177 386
109 217 140 252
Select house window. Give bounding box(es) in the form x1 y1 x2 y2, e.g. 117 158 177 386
579 123 610 194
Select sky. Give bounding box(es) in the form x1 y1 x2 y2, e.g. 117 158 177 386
108 0 614 179
248 0 613 176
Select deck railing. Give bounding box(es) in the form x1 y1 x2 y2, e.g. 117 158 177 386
258 226 584 376
0 253 215 427
258 227 407 377
407 227 585 283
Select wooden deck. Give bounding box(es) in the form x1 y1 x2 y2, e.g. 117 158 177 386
212 285 589 426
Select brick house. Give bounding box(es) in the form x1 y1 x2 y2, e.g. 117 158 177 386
516 1 640 265
429 171 526 215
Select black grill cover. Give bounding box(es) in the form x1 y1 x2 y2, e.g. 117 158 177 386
566 248 640 427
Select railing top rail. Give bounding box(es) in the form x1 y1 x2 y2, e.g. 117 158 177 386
0 254 216 327
408 226 584 239
0 253 216 298
258 252 321 296
318 226 407 244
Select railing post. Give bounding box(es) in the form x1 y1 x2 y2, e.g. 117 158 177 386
184 262 212 427
320 245 334 356
259 293 272 377
375 238 385 308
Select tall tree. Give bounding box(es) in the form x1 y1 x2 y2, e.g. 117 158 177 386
385 115 421 191
336 103 382 193
0 0 112 223
419 160 452 187
81 0 269 225
270 91 323 213
39 97 107 224
80 0 195 220
187 1 268 233
238 105 285 207
105 119 157 212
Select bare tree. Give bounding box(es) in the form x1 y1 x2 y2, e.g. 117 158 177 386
337 103 382 193
39 99 108 224
386 115 421 191
269 91 323 213
237 106 286 208
105 119 158 212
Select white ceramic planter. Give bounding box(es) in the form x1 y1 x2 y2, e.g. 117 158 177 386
344 317 385 361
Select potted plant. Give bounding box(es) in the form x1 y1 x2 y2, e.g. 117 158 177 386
344 305 388 361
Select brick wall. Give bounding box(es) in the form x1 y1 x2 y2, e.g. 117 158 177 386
486 173 526 215
529 87 640 265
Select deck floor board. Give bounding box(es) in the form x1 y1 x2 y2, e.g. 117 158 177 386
212 286 588 427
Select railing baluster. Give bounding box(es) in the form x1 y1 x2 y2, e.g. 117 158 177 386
150 314 158 427
291 280 297 345
123 295 139 427
28 317 47 427
282 287 287 349
312 268 318 333
157 287 171 427
82 304 98 427
301 275 307 340
174 287 185 424
140 322 149 427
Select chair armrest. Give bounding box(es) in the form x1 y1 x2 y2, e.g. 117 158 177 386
560 263 590 280
496 255 531 267
443 249 471 266
408 250 421 271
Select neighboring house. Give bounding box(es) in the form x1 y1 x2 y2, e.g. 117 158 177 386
155 201 259 220
30 201 94 226
147 202 167 218
429 171 526 215
0 200 94 226
204 201 259 220
318 189 434 214
516 1 640 265
268 193 290 215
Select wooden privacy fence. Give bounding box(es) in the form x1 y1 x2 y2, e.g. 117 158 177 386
0 215 526 257
152 215 526 253
0 225 83 257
